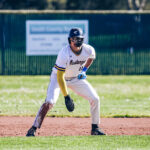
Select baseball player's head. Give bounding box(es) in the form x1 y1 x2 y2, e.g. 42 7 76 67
68 28 84 47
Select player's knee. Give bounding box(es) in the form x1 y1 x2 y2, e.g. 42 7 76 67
90 96 99 107
45 98 55 106
44 101 54 108
93 96 100 105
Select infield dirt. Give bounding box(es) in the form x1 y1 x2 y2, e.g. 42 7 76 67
0 117 150 137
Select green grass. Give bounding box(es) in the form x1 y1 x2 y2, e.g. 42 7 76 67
0 136 150 150
0 75 150 117
0 75 149 150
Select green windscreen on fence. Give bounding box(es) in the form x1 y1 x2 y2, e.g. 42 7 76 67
0 11 150 75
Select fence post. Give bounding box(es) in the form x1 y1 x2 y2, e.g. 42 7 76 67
1 14 5 75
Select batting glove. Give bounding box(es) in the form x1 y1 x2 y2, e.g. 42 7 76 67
78 67 87 79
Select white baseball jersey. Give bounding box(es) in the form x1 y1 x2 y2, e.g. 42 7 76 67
52 43 96 78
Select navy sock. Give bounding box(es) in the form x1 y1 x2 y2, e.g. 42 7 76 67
92 124 99 130
32 126 37 131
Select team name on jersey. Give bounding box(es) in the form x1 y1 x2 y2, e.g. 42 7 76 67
70 60 86 65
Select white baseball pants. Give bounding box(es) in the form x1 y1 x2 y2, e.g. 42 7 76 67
45 71 100 125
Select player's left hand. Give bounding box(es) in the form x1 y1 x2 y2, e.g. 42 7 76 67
78 71 87 79
64 95 75 112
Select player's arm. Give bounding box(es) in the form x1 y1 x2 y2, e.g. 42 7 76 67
57 70 74 112
84 58 94 68
55 48 74 112
57 70 68 97
55 49 69 97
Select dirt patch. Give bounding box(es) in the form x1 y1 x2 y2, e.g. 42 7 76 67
0 117 150 137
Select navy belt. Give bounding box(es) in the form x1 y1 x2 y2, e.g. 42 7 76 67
65 77 77 81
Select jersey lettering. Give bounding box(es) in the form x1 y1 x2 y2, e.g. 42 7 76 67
70 60 86 65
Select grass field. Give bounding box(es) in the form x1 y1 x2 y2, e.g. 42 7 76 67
0 75 150 117
0 136 150 150
0 75 150 150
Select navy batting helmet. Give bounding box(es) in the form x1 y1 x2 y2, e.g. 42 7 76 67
68 28 84 46
68 28 84 38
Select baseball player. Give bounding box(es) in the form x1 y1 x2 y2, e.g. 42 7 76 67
26 28 105 136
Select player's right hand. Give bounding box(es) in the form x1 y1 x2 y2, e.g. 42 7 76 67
64 95 75 112
78 71 87 79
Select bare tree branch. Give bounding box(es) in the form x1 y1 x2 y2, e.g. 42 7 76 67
132 0 139 10
140 0 147 10
135 0 140 8
127 0 147 10
127 0 133 10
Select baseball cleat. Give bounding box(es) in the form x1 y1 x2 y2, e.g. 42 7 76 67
26 126 36 137
91 128 106 135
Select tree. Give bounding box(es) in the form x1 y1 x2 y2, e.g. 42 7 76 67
127 0 147 10
66 0 120 10
0 0 149 10
0 0 48 10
